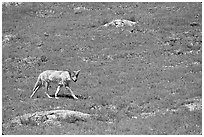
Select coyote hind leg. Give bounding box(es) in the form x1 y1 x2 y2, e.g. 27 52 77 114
45 82 52 98
54 85 62 99
30 85 41 98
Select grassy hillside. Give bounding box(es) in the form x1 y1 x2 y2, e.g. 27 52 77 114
2 2 202 135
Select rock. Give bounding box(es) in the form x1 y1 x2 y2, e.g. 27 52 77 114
2 34 16 44
74 6 90 14
9 109 92 126
183 97 202 111
104 19 137 28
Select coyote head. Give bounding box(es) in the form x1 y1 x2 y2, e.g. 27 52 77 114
71 70 80 82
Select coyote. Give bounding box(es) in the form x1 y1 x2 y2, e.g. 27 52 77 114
30 70 80 100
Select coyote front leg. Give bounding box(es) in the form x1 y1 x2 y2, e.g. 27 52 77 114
66 86 78 100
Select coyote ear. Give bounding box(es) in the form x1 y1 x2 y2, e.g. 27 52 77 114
74 70 80 75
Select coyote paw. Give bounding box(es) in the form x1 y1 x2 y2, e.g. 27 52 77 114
55 97 59 99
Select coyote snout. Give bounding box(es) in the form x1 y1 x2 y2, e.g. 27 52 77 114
30 69 80 100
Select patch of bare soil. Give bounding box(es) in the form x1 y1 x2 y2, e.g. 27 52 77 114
2 2 202 135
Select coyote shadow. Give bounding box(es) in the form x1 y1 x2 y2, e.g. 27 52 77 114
50 94 88 100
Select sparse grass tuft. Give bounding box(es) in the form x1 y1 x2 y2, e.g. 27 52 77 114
20 117 38 126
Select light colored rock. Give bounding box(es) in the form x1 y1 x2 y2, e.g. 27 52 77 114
104 19 137 28
10 109 91 126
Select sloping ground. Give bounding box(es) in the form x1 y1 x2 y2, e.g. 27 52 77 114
2 2 202 135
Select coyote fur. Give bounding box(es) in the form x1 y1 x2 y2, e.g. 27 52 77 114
30 70 80 100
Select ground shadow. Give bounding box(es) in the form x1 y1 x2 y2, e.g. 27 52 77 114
50 94 88 100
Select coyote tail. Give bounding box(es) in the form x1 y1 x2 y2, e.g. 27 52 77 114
33 76 42 91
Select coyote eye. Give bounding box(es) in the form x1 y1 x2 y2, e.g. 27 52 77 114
72 76 77 82
71 73 75 77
